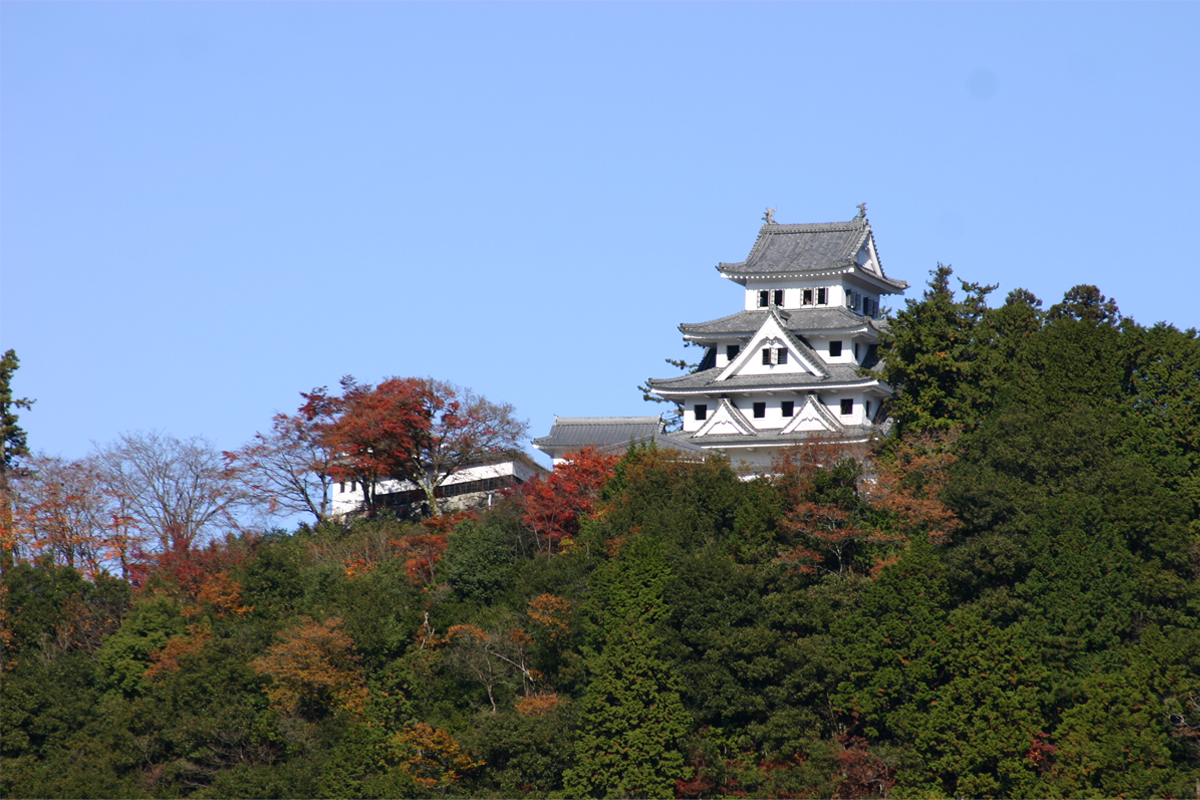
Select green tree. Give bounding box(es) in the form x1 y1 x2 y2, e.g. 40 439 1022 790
893 607 1045 798
441 517 516 604
878 265 995 435
1038 626 1200 798
564 535 691 798
832 536 954 745
1 349 33 571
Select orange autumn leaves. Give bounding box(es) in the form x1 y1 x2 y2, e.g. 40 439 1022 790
250 616 369 717
248 615 481 790
774 432 959 578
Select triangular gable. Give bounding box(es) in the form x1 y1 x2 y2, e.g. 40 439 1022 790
695 398 757 438
781 394 844 434
717 308 827 381
855 230 884 279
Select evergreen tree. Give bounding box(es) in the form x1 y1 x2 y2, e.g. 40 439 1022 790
564 534 691 798
877 265 995 434
831 535 953 744
1 349 33 571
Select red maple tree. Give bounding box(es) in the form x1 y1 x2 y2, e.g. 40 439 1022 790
302 377 526 517
519 447 618 553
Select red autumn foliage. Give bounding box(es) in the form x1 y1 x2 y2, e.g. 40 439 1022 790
393 532 448 587
864 430 960 544
131 535 250 612
772 430 960 577
302 377 527 517
519 448 618 553
1025 731 1057 774
385 512 474 587
831 735 896 799
773 439 887 578
302 377 432 515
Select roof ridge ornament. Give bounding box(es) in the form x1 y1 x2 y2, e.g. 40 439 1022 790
853 202 867 221
762 207 777 225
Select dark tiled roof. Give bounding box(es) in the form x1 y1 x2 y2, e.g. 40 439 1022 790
532 416 664 451
717 218 907 291
720 220 869 275
667 425 877 448
680 307 886 337
646 364 882 393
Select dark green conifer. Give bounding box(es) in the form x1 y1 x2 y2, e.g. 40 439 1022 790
564 534 690 799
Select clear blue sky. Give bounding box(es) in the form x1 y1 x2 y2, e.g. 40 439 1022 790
3 2 1198 467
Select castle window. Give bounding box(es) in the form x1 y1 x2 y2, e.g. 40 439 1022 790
758 290 769 308
726 344 740 360
817 288 828 305
853 342 860 360
782 400 795 417
695 404 708 421
830 341 843 357
773 289 784 306
840 398 853 415
776 348 788 365
753 402 766 418
803 289 813 305
762 348 772 365
865 401 871 418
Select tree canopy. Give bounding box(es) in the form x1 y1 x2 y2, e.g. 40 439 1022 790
4 276 1199 799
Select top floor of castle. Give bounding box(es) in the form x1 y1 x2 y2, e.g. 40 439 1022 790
719 210 908 318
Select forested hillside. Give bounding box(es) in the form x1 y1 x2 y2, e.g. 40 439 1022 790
2 271 1199 799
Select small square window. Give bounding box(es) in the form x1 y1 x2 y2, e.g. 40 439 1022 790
817 288 828 305
762 348 772 365
781 400 795 417
758 290 769 308
726 344 740 360
840 399 853 415
773 289 784 306
830 341 843 357
802 289 813 305
753 402 766 418
776 348 788 365
695 404 708 421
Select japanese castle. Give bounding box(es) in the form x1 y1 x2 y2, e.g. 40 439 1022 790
535 208 909 469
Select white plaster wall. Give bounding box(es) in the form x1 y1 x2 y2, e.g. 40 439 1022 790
743 279 843 311
823 395 864 425
330 458 542 515
737 342 810 377
685 403 708 433
805 335 862 366
716 341 744 368
744 398 803 430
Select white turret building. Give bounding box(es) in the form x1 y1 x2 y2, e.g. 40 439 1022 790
643 209 909 468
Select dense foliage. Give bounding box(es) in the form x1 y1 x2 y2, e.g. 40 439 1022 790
3 274 1199 798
